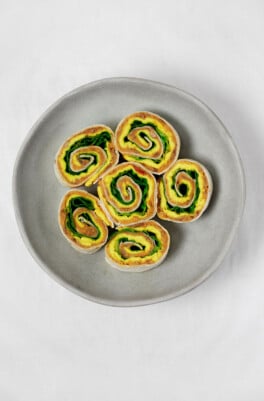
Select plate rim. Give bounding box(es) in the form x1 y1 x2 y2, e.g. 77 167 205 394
12 77 246 307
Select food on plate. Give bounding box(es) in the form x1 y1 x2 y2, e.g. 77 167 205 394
105 220 170 272
55 125 119 187
55 111 214 272
157 159 213 223
58 190 112 253
97 162 157 226
115 111 180 174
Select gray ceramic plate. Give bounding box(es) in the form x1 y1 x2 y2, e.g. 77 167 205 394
13 77 245 306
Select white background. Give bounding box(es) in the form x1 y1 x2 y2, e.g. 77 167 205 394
1 1 264 400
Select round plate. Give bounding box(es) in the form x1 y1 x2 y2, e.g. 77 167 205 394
13 78 245 306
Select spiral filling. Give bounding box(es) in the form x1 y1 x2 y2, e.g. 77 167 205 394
115 112 180 174
59 190 110 252
158 159 212 222
97 162 157 226
126 125 164 159
55 126 119 187
105 220 170 270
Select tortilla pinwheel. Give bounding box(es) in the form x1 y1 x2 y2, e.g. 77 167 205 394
105 220 170 272
97 162 157 226
55 125 119 187
115 111 180 174
157 159 213 223
58 190 112 253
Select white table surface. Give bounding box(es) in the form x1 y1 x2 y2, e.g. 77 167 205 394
1 1 264 400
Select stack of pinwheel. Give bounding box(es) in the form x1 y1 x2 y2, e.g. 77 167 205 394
55 112 213 272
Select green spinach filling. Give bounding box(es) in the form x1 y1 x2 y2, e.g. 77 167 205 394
110 168 149 216
64 131 111 175
115 228 161 258
66 196 100 239
167 169 200 214
127 120 169 164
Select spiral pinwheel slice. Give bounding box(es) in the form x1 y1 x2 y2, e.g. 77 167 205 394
105 220 170 272
59 190 112 253
115 111 180 174
97 162 157 226
157 159 213 223
55 125 119 187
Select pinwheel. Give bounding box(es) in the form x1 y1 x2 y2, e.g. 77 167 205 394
105 220 170 272
115 111 180 174
157 159 213 223
97 162 157 226
58 190 112 253
55 125 119 187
